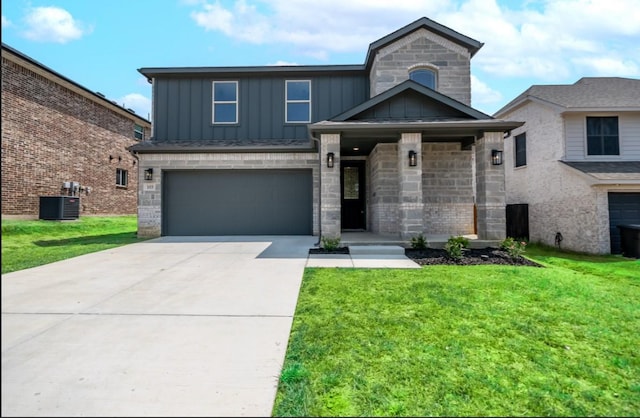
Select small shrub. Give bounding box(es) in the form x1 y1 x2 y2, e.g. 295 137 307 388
444 236 469 260
321 236 341 251
500 237 527 258
410 234 427 250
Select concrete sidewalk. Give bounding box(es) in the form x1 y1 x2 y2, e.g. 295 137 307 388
306 245 421 268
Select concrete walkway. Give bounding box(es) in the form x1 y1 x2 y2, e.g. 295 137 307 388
1 236 420 417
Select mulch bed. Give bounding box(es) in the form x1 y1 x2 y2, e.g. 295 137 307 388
405 247 542 266
308 246 542 267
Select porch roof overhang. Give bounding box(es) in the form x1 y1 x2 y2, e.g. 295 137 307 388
308 119 524 156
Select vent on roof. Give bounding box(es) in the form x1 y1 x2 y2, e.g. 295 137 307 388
127 108 136 114
96 92 105 97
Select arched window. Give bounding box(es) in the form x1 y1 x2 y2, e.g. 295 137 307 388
409 67 437 89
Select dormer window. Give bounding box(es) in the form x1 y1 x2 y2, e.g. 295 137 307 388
409 65 437 90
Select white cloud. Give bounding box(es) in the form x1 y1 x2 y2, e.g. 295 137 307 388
21 6 90 43
188 0 640 83
470 75 503 107
268 60 299 66
2 15 13 27
119 93 152 121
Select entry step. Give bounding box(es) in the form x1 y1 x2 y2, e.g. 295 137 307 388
348 245 406 256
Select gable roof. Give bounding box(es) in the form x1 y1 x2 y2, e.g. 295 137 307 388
364 16 484 69
330 80 492 122
494 77 640 117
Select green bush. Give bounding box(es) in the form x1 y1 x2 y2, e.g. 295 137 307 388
500 237 527 258
444 236 469 260
321 236 341 251
410 234 427 250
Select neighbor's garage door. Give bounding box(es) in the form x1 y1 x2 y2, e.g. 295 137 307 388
163 170 312 236
608 192 640 253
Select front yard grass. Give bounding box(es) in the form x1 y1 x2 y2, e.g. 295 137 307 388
273 246 639 416
1 216 147 274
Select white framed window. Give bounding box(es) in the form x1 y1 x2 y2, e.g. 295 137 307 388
134 124 144 140
212 81 238 124
286 80 311 123
409 65 438 89
116 168 128 187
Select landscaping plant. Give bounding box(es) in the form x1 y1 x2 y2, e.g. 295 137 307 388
410 233 427 250
444 235 469 260
500 237 527 258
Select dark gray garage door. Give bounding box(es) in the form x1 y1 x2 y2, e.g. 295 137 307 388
608 192 640 253
163 170 313 236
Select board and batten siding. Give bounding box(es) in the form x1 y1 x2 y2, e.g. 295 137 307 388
152 74 368 142
564 112 640 161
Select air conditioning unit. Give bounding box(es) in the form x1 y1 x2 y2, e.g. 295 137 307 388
39 196 80 220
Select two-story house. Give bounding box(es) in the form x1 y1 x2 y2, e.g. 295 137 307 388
2 43 151 219
130 17 523 244
494 77 640 254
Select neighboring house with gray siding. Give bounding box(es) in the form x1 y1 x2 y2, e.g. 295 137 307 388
130 17 523 243
494 77 640 254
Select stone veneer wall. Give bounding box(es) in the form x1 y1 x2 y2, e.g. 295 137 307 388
137 152 319 238
369 28 472 105
422 143 475 235
368 143 399 234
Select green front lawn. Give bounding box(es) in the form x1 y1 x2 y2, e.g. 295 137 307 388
1 216 147 274
273 246 639 416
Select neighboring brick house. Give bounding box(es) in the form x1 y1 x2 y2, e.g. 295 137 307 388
1 43 151 219
131 17 523 242
494 77 640 254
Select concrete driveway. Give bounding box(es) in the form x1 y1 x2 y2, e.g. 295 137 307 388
1 235 316 417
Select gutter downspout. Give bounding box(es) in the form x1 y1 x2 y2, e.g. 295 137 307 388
310 135 322 246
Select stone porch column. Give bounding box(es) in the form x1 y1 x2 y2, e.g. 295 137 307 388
320 133 341 240
475 131 506 240
398 132 423 239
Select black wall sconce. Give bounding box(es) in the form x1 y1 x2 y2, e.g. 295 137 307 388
491 149 503 165
327 152 335 168
408 150 417 167
144 168 153 181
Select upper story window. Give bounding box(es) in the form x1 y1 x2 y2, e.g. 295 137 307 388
409 67 437 90
286 80 311 123
514 133 527 167
116 168 128 187
587 116 619 156
134 124 144 140
212 81 238 124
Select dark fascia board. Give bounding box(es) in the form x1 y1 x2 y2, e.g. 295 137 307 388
331 80 493 121
364 17 484 69
138 64 365 80
2 43 150 124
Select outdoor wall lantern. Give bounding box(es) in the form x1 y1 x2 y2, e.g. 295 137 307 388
491 149 503 165
408 150 417 167
327 152 335 168
144 168 154 181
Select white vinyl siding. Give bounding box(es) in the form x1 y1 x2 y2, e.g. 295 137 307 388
564 113 640 161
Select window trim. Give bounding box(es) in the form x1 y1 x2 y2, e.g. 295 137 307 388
285 80 311 123
585 116 620 157
212 81 239 124
514 132 527 168
116 168 128 188
408 63 438 90
134 124 144 140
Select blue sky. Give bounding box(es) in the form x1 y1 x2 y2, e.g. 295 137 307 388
2 0 639 120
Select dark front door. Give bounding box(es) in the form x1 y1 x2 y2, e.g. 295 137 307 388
341 161 366 230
